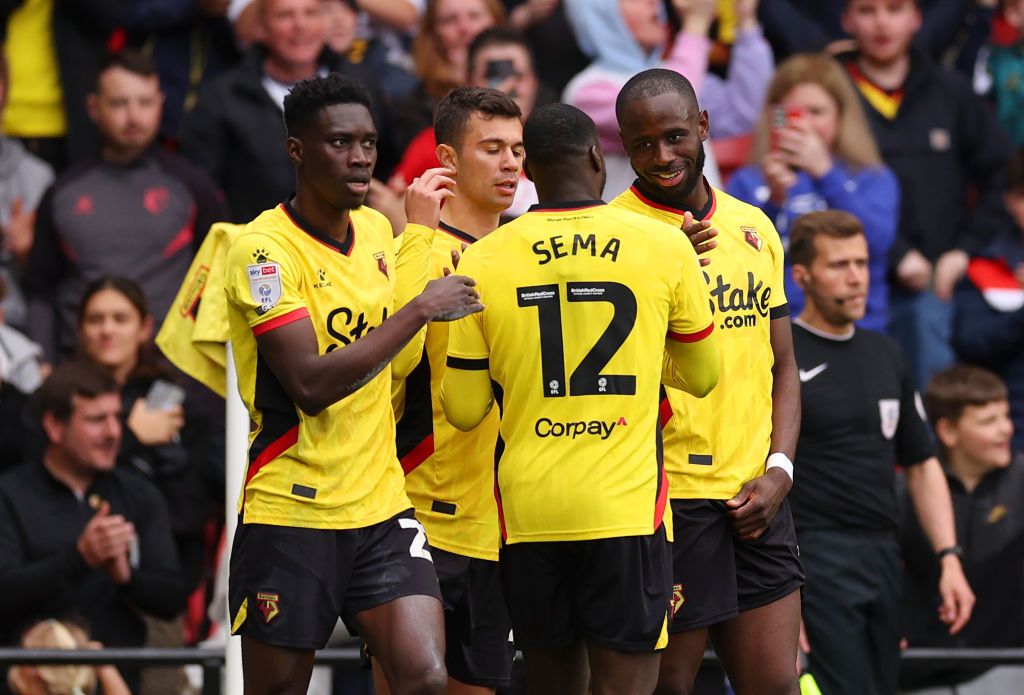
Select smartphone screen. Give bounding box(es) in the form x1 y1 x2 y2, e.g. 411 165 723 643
485 59 517 87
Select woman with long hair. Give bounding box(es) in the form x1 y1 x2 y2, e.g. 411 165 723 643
727 52 899 332
75 277 213 596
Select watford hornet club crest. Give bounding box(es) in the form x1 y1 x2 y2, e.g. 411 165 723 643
257 592 280 623
374 251 389 278
671 583 685 616
742 226 762 251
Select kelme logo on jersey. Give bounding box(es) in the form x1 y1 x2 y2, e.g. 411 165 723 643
706 270 772 330
534 416 628 440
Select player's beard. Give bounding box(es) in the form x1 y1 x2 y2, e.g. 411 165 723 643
678 141 706 198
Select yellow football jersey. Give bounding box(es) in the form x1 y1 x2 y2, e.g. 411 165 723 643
395 222 501 561
611 183 788 499
224 202 410 529
446 201 714 544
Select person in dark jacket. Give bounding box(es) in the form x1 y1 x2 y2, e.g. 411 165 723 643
180 0 389 223
951 147 1024 452
23 51 228 364
900 365 1024 693
0 360 186 691
836 0 1012 391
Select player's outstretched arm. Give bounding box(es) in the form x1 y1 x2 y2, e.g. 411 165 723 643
257 274 482 416
440 366 493 431
664 330 720 397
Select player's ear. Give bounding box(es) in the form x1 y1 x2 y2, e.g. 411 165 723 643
523 158 534 182
437 143 457 173
698 110 710 142
286 136 304 167
588 144 604 174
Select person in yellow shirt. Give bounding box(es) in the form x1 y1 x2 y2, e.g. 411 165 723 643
612 68 804 695
223 73 482 695
391 86 523 694
441 103 720 695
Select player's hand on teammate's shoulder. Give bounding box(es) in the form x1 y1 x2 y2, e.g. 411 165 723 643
417 273 483 322
405 167 456 230
682 210 717 267
725 467 792 541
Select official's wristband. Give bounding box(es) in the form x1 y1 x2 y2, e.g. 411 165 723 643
766 452 794 481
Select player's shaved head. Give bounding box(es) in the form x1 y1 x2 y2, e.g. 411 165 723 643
616 68 698 124
523 103 598 167
284 72 373 138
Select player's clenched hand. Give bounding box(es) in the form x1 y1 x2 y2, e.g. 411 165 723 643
682 210 717 267
938 555 975 635
404 167 456 230
417 274 483 322
725 467 792 540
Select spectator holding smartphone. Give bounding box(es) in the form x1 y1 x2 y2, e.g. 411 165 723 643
728 52 898 332
76 277 213 597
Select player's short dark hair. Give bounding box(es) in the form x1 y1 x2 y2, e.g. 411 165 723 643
615 68 698 124
434 86 521 149
924 365 1008 427
95 50 157 90
467 27 533 76
283 73 373 138
37 360 119 424
1007 146 1024 194
789 210 864 266
523 103 598 167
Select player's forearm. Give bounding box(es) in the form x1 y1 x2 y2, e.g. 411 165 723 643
664 332 720 397
440 367 493 431
906 457 959 552
768 317 801 459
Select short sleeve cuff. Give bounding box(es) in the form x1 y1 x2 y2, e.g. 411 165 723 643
770 304 791 320
667 322 714 343
252 307 310 336
446 356 490 370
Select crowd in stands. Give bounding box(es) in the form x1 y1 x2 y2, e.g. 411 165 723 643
0 0 1022 693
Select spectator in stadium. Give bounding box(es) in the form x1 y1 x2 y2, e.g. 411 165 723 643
75 276 213 596
390 0 504 156
23 51 227 365
389 28 542 217
562 0 773 197
0 361 186 691
787 210 973 695
7 619 131 695
0 52 54 331
951 148 1024 452
760 0 968 62
899 365 1024 694
0 276 42 474
835 0 1012 389
0 0 123 171
503 0 589 95
727 53 898 333
121 0 240 143
985 0 1024 146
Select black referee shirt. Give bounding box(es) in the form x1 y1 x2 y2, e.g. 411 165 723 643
0 462 186 647
790 320 936 532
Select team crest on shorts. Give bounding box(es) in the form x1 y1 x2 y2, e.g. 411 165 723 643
671 583 686 616
742 227 762 251
257 592 280 623
374 251 389 278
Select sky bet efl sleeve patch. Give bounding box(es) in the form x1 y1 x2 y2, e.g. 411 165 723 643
248 262 283 315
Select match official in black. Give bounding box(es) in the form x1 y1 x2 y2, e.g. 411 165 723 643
787 210 975 695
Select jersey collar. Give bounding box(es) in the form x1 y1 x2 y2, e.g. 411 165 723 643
793 317 855 342
528 200 606 213
438 220 477 245
628 178 716 221
281 200 355 256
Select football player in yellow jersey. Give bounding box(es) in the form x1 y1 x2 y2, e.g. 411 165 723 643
390 87 522 694
441 103 720 695
223 74 483 695
612 69 804 695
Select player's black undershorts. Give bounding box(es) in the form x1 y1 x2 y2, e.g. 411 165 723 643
228 508 441 650
499 526 671 653
669 498 804 632
433 547 514 687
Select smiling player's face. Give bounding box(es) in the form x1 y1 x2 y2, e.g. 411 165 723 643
293 102 378 210
619 91 708 202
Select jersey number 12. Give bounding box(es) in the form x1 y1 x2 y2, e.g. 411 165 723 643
517 281 637 398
